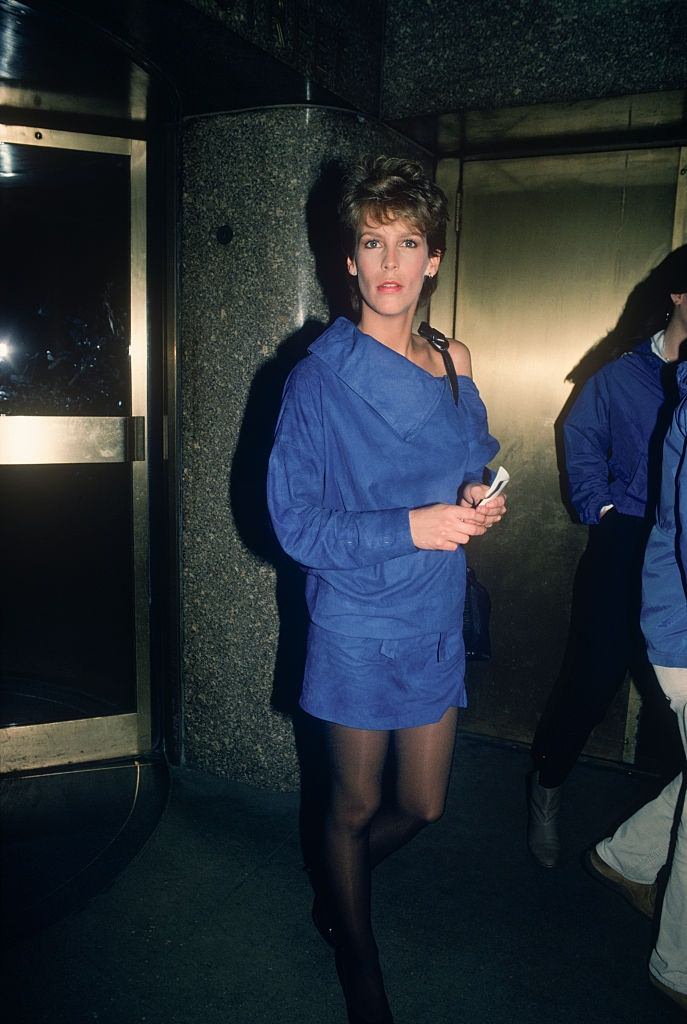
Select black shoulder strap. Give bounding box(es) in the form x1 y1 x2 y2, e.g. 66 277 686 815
417 321 459 404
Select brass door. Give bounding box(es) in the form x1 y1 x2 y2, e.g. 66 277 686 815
0 126 150 772
433 146 686 765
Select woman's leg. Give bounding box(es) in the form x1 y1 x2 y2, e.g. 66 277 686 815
323 722 391 1019
322 708 459 1020
369 707 459 867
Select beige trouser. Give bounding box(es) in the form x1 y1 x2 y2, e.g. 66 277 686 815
596 665 687 996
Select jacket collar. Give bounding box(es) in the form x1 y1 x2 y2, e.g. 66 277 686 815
678 360 687 401
627 338 662 362
308 317 448 440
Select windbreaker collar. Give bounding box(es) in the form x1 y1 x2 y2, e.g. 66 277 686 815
308 317 448 440
623 338 661 361
678 360 687 401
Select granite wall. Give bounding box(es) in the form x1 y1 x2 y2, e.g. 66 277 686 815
184 0 385 114
181 107 430 788
383 0 685 119
52 2 684 126
180 1 684 123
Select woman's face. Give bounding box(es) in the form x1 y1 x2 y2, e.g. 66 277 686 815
347 216 440 322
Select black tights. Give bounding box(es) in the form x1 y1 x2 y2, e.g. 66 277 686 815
322 708 458 1019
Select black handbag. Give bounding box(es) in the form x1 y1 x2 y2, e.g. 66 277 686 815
462 565 492 661
418 321 492 662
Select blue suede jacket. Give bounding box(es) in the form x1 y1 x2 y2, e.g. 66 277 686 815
267 317 499 638
641 361 687 668
564 340 668 524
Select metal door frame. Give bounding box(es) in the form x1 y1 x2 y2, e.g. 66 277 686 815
433 142 686 766
0 124 151 772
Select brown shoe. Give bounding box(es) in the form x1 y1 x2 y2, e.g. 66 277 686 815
649 973 687 1011
584 848 656 919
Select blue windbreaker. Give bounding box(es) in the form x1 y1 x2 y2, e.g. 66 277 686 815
564 340 667 524
267 317 499 638
641 361 687 668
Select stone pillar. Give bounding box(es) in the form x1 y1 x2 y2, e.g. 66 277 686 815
181 107 429 789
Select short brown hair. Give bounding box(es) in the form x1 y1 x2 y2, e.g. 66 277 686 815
339 156 449 307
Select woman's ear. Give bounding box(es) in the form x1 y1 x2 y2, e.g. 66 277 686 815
426 253 441 279
347 256 357 277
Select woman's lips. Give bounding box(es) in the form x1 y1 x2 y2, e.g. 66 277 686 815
377 281 402 292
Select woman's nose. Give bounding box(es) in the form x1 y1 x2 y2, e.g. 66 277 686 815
382 249 398 269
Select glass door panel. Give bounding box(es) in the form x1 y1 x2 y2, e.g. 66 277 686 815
0 145 131 416
0 463 136 722
0 127 150 770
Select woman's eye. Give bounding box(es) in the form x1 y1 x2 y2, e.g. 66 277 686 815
363 239 380 248
401 239 418 248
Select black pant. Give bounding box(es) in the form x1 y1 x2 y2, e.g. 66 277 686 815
532 510 654 787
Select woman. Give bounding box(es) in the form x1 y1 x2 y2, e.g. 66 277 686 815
267 157 505 1023
528 249 687 868
587 329 687 1012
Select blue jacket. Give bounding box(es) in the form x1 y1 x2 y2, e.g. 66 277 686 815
564 340 667 524
641 361 687 668
267 317 499 638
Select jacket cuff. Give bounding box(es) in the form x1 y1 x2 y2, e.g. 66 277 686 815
388 507 418 555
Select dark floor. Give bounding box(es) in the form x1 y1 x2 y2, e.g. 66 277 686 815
1 733 682 1024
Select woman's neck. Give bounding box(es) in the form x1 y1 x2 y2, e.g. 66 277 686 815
357 307 415 356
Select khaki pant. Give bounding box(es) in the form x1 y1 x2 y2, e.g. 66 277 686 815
597 665 687 996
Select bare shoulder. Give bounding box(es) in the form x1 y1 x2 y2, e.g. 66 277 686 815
447 337 472 378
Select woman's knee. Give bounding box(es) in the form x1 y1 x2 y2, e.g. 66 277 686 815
329 790 382 834
414 807 445 829
399 795 447 828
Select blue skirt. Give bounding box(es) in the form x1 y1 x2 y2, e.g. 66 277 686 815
300 622 467 730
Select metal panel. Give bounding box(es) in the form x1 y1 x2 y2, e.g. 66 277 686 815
437 148 680 762
431 158 461 338
673 147 687 250
129 138 152 755
0 124 132 155
436 90 687 155
0 714 144 773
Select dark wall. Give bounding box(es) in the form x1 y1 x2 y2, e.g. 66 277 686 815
179 1 685 124
185 0 385 114
383 0 685 120
36 1 685 127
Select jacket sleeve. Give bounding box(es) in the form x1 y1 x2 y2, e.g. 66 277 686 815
563 371 612 525
267 366 417 571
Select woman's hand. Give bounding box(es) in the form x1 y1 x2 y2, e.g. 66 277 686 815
409 503 490 550
458 483 507 528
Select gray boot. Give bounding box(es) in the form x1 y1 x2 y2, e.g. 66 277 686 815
527 771 561 868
